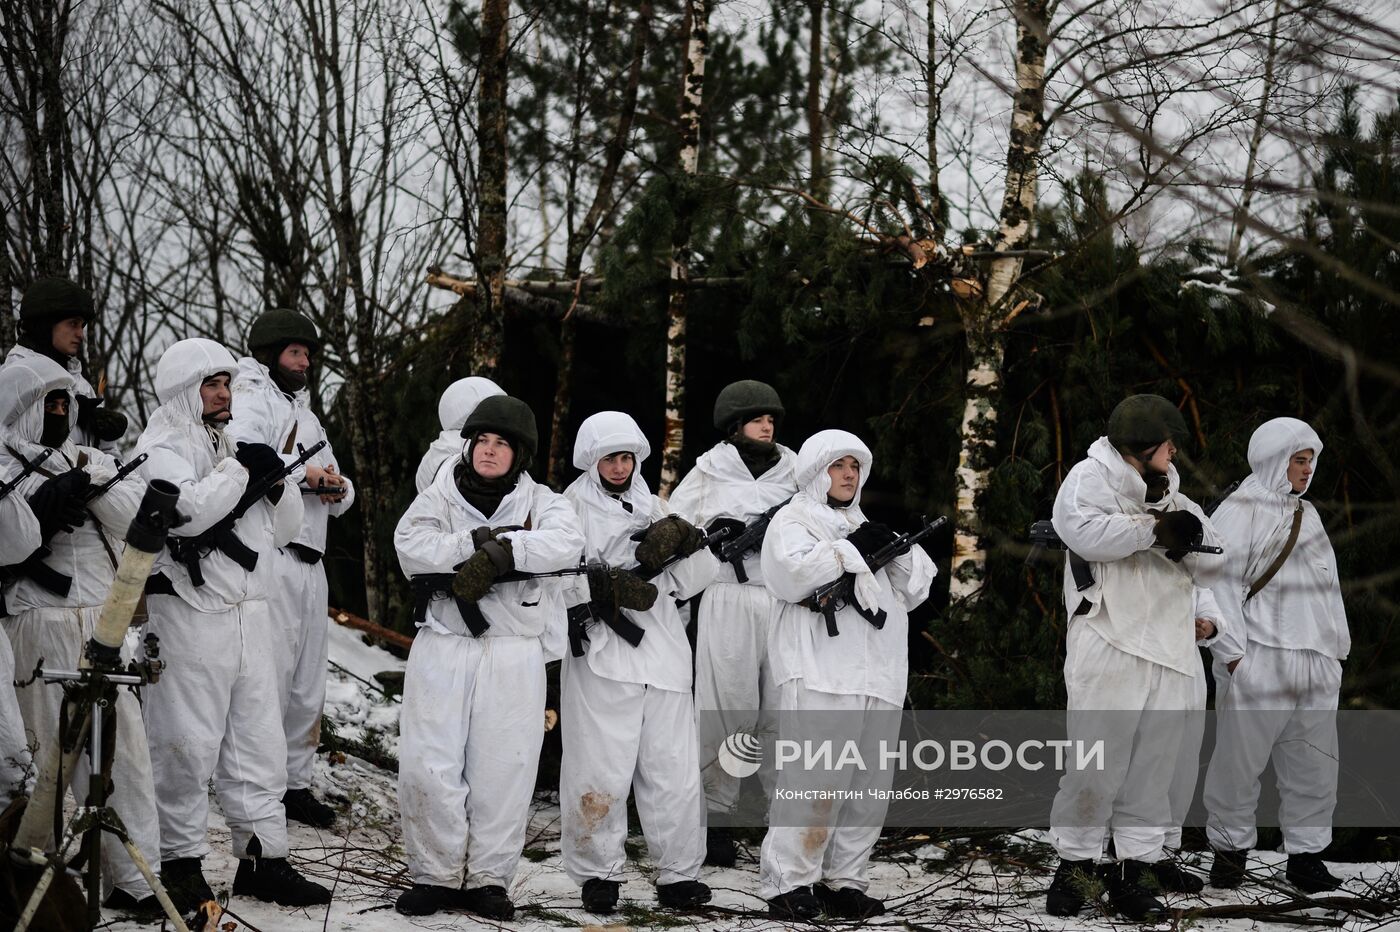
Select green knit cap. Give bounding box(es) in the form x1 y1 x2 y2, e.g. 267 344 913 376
1107 394 1188 451
247 308 321 356
461 395 538 461
713 380 784 432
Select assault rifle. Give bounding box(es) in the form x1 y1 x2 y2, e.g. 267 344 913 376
83 452 147 503
1027 520 1223 557
168 440 326 587
408 523 739 654
715 499 790 583
0 447 53 502
800 516 946 638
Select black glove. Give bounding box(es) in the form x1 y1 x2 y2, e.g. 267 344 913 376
1152 510 1203 562
1144 470 1170 503
704 517 746 554
845 521 899 562
452 537 514 603
471 525 524 549
91 407 128 443
234 442 284 485
587 564 658 612
75 395 102 431
632 515 704 572
27 468 91 541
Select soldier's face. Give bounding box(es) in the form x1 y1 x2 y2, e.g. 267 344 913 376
51 317 85 356
741 415 775 443
278 343 311 376
200 374 232 423
597 451 635 486
827 455 860 503
1145 439 1176 474
472 432 514 478
1288 449 1315 493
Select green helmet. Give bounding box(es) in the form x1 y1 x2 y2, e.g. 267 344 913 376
247 308 321 356
461 394 538 462
713 380 784 433
20 278 96 323
1107 394 1188 452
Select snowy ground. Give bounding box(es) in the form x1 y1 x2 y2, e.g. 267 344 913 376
92 622 1400 931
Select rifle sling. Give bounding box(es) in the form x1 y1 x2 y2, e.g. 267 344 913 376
1246 501 1304 601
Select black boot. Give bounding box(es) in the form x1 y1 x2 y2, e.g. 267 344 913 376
1105 860 1166 920
657 879 711 909
1045 858 1097 916
1210 848 1249 889
159 857 215 916
462 884 514 920
767 885 822 920
283 787 337 828
704 826 738 867
395 884 469 916
582 878 621 914
103 887 163 918
1287 853 1342 893
813 882 885 918
232 838 332 907
1151 858 1205 893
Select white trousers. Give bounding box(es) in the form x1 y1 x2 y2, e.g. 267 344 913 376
398 631 544 889
560 656 705 886
1204 644 1341 854
1049 623 1196 863
6 608 161 896
143 595 289 860
694 582 780 814
0 631 33 810
1163 656 1208 851
758 679 899 899
264 550 330 790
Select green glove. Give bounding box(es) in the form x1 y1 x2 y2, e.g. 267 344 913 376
452 537 514 603
633 515 703 572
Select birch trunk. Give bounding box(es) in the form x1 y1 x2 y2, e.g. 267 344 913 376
659 0 709 496
474 0 510 377
948 0 1048 601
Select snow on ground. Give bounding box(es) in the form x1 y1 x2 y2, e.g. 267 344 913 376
96 621 1400 931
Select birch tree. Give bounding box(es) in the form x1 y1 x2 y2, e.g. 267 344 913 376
473 0 510 376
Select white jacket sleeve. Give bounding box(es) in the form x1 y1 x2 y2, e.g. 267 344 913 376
271 483 304 547
1194 585 1225 647
0 495 41 565
665 468 711 526
883 544 937 611
142 443 249 537
500 489 584 574
1052 468 1157 562
394 490 478 576
659 547 719 601
1206 499 1253 664
82 448 144 538
227 385 308 485
760 509 846 604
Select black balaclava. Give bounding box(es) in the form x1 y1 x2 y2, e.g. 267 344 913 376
455 436 528 518
41 390 72 448
253 344 309 394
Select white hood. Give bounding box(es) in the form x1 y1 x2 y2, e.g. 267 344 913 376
794 429 872 509
1245 417 1323 498
0 352 76 447
438 376 504 433
565 411 656 563
154 338 238 426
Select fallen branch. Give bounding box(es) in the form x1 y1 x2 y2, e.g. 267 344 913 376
328 607 414 652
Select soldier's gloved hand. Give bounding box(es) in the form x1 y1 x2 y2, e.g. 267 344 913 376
92 407 128 443
1144 470 1170 503
234 442 284 485
1152 510 1203 562
632 515 704 572
75 395 103 432
452 536 514 603
844 521 898 562
587 564 657 612
704 517 746 554
471 525 523 549
27 468 91 540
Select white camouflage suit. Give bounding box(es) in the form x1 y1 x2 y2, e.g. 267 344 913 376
668 438 796 816
757 430 935 900
135 338 304 861
226 357 355 791
1204 418 1348 855
414 377 504 494
0 458 40 809
0 353 160 897
5 343 119 455
394 454 583 891
560 412 718 888
1047 436 1224 865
